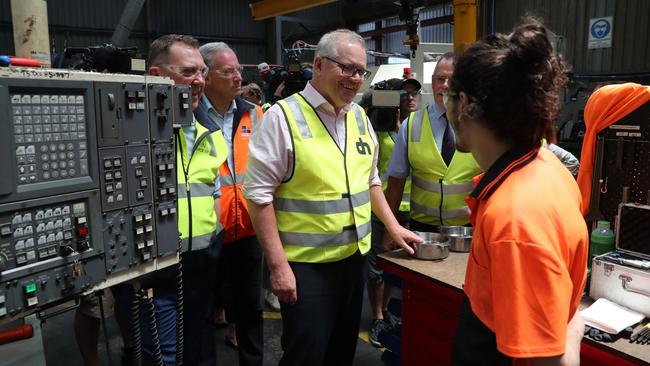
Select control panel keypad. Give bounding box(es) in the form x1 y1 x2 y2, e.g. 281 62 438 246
0 202 88 270
11 94 89 185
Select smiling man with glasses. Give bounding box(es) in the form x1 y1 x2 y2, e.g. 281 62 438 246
243 28 421 366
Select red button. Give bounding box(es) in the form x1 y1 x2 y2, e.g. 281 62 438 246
78 227 89 236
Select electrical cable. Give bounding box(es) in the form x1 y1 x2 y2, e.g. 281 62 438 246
142 289 164 366
175 259 184 366
130 288 143 366
97 290 115 366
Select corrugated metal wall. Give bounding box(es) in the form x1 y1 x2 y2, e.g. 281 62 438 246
0 0 340 66
494 0 650 74
358 3 454 63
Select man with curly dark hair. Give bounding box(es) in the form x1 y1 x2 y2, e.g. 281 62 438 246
448 18 588 366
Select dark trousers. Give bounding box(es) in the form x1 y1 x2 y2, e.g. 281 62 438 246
219 236 264 366
279 251 366 366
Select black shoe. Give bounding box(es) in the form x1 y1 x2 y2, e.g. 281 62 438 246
383 310 401 330
369 319 386 348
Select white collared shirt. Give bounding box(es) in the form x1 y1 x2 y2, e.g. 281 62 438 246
243 82 381 205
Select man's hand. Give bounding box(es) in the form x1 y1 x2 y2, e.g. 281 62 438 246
386 225 421 255
269 262 297 305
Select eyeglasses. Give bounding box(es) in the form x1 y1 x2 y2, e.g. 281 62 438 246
433 75 450 84
401 90 421 99
159 64 209 79
442 91 457 109
210 66 244 78
323 56 372 80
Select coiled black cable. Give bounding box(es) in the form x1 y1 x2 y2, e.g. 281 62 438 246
175 259 184 366
142 289 164 366
130 288 143 366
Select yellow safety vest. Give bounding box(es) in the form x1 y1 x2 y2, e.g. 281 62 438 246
407 108 481 226
275 93 374 263
176 121 228 252
377 131 411 212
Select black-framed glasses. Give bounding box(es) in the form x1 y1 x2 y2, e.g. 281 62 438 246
210 66 244 78
442 91 457 109
160 64 209 79
323 56 372 80
401 90 421 99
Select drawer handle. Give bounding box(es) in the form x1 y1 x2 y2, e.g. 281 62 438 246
619 274 650 297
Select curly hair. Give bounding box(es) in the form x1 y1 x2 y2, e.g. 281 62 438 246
449 17 569 149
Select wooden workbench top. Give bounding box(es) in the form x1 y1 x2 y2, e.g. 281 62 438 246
378 249 468 290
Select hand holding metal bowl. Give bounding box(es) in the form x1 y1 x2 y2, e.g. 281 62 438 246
411 232 450 260
439 226 473 252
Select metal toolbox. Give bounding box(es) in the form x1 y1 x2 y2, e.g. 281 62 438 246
590 203 650 316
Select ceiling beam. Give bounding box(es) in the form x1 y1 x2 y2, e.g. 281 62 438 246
249 0 339 21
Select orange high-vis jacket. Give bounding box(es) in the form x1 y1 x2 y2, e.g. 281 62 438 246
220 102 263 243
577 83 650 215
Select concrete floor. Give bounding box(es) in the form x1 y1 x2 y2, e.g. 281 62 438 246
39 290 389 366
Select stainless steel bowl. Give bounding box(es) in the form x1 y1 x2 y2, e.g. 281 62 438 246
440 226 472 252
411 232 450 260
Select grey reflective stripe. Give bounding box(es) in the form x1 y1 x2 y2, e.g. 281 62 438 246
221 175 234 187
409 109 426 142
402 193 410 202
279 221 371 247
274 190 370 214
351 105 366 135
220 172 245 187
284 96 312 138
180 230 216 252
249 108 259 129
177 183 214 198
411 201 470 219
411 176 474 194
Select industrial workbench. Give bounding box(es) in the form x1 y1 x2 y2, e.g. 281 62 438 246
378 250 650 366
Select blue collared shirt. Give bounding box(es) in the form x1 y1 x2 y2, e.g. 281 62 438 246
198 95 237 172
386 102 453 179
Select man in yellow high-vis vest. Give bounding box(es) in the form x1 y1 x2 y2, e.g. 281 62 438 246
113 34 228 366
244 29 421 366
384 53 482 236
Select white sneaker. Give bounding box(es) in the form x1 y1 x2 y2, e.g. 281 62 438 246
265 291 281 311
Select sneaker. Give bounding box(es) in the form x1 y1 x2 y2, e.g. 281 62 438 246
265 291 281 311
383 310 401 330
369 319 386 348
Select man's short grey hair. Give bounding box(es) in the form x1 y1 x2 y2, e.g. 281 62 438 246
315 29 366 59
199 42 234 68
433 52 455 76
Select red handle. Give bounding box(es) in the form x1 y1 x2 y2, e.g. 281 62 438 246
9 57 41 67
0 324 34 345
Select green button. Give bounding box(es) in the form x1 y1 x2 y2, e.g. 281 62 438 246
25 283 37 294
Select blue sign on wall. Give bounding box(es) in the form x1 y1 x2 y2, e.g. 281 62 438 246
588 17 613 49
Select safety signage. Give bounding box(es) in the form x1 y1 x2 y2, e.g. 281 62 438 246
588 16 613 49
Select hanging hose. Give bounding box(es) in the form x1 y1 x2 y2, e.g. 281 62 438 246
175 259 184 366
142 289 164 366
130 287 143 366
